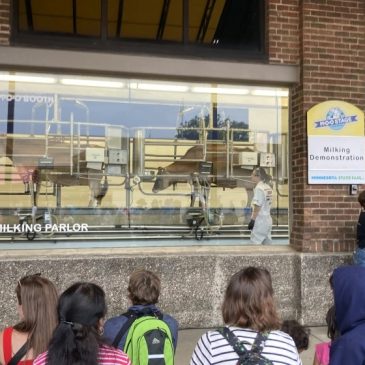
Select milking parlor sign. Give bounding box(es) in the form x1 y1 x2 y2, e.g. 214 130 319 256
307 100 365 184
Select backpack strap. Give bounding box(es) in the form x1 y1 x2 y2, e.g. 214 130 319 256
218 327 269 359
217 327 249 357
111 309 164 348
112 311 139 348
7 342 28 365
250 331 269 355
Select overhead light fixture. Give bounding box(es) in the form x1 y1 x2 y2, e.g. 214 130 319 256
191 87 249 95
0 74 56 84
61 78 124 88
251 89 289 97
130 83 189 92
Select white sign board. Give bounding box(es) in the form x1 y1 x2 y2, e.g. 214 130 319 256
308 136 365 184
307 100 365 184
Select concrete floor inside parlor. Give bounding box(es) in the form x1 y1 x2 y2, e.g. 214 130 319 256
176 326 328 365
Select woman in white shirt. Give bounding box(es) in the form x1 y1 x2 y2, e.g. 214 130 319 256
190 267 302 365
248 166 273 244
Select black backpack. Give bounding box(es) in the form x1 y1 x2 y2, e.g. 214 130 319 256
217 327 274 365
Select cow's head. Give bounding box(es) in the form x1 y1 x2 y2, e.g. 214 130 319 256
152 167 171 193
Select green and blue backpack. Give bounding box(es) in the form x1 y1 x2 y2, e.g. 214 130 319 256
112 310 174 365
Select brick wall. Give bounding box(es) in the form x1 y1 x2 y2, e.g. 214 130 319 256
267 0 300 65
0 0 10 45
270 0 365 252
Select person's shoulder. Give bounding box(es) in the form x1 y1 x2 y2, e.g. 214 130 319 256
99 345 131 364
105 314 127 326
162 312 178 325
336 327 365 346
201 328 230 343
268 329 297 344
0 327 13 347
33 351 48 365
0 326 12 335
315 341 331 353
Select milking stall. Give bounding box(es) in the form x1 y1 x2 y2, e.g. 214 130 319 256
0 75 290 246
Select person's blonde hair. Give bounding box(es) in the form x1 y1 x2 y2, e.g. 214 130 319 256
14 274 58 357
128 269 160 305
222 267 281 331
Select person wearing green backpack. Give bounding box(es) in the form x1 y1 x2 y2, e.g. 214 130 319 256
104 269 178 365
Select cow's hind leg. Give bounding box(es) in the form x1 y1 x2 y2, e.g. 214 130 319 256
88 171 107 208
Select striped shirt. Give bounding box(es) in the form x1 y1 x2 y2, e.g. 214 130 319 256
33 345 131 365
190 326 302 365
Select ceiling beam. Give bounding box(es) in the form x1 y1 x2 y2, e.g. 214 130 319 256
25 0 33 31
116 0 124 37
196 0 217 43
156 0 171 40
72 0 77 34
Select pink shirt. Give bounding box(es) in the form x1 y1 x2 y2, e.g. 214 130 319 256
33 345 131 365
315 341 331 365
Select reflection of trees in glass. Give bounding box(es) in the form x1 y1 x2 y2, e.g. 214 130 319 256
176 114 209 140
176 114 249 141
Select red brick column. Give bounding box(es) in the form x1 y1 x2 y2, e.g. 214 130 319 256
267 0 300 65
269 0 365 251
0 0 10 45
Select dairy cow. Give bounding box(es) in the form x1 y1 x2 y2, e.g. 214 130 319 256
152 144 256 206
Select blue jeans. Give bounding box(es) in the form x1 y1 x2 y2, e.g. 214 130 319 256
353 247 365 267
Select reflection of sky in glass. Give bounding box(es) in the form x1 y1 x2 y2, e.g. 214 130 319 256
0 96 209 139
0 91 277 139
218 107 248 125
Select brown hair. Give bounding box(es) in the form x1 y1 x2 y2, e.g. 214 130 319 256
253 167 273 186
358 190 365 208
222 267 281 331
128 269 160 305
14 274 58 357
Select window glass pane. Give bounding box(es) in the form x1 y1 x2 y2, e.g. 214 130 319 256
16 0 263 53
108 0 183 42
0 72 288 246
204 0 263 51
18 0 101 37
163 0 183 42
76 0 101 37
189 0 226 44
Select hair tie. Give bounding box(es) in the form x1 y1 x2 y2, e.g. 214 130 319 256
62 320 74 327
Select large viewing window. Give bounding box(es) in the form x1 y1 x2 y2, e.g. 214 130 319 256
13 0 265 58
0 72 288 247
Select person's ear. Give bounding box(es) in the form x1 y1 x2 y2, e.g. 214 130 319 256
98 318 105 335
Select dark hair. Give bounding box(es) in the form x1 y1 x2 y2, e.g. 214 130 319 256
46 282 107 365
326 305 339 341
222 267 281 331
128 269 160 305
358 190 365 208
14 274 58 357
253 166 272 186
281 320 310 352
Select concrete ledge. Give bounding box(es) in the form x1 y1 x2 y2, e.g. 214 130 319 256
0 246 351 328
0 46 299 84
